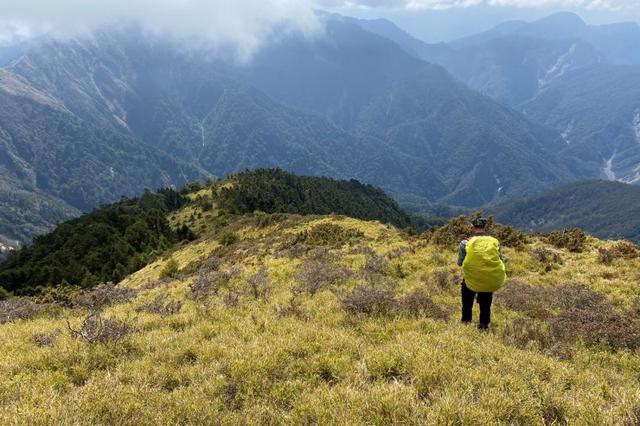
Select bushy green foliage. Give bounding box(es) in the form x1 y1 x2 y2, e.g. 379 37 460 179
159 259 180 280
218 169 411 227
545 228 587 252
295 223 364 247
0 189 188 295
219 232 239 247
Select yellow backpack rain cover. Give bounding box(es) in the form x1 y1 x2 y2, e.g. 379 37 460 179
462 236 507 293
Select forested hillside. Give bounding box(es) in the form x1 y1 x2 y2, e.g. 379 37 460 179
218 169 411 228
490 180 640 242
0 171 412 297
0 189 189 296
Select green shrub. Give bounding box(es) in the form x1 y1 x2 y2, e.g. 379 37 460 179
0 287 11 301
160 259 180 279
219 232 239 246
295 223 364 246
545 228 587 252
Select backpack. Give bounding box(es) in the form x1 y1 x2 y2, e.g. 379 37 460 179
462 236 507 293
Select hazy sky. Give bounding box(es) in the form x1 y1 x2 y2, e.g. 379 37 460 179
321 0 640 41
0 0 637 50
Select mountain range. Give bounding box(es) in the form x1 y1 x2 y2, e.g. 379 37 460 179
0 16 596 245
1 11 639 246
344 12 640 187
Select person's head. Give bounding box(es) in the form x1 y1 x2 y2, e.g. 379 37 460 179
471 217 488 231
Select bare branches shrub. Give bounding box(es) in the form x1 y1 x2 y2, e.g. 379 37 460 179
295 259 352 296
530 247 563 265
0 297 58 324
396 288 449 320
548 308 640 351
340 284 396 315
32 332 58 347
497 280 553 319
72 282 137 311
136 293 182 315
189 267 241 301
246 266 271 300
67 310 133 344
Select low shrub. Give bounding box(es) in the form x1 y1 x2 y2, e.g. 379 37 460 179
246 266 272 300
598 241 639 264
530 247 563 265
487 221 528 250
362 254 390 276
496 280 552 319
597 248 615 265
67 311 133 344
189 268 241 301
159 259 180 279
545 228 587 252
431 269 459 291
294 223 364 246
35 285 84 307
295 259 352 296
395 288 449 320
547 308 640 351
611 240 639 259
72 282 137 311
275 293 308 320
429 215 473 247
136 293 182 316
340 284 396 315
498 281 606 319
0 297 58 324
219 232 239 247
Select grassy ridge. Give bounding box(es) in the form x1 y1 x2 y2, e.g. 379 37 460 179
0 213 639 423
0 170 412 297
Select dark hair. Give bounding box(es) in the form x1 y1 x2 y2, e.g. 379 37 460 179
471 217 488 229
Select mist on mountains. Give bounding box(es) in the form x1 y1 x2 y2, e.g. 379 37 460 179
0 0 322 60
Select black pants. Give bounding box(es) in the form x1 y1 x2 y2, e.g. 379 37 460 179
461 280 493 326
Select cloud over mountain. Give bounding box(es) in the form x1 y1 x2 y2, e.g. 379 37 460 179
0 0 321 59
320 0 638 10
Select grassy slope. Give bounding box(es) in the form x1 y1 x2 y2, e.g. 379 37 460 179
1 198 640 423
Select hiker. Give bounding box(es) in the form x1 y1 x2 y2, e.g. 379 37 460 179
457 217 506 330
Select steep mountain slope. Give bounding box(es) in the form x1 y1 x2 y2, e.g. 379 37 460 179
0 183 639 423
346 13 640 186
0 21 586 214
239 20 587 206
522 65 640 183
0 75 204 243
490 180 640 242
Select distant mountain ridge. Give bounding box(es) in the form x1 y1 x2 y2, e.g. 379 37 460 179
0 17 593 245
490 180 640 243
343 11 640 187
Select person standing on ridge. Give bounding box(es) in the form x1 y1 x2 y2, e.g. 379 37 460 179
457 217 507 330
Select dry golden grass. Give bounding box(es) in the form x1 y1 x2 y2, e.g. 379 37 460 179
1 215 640 424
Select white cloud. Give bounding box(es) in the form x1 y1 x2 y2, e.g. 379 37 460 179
0 0 321 59
320 0 639 10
